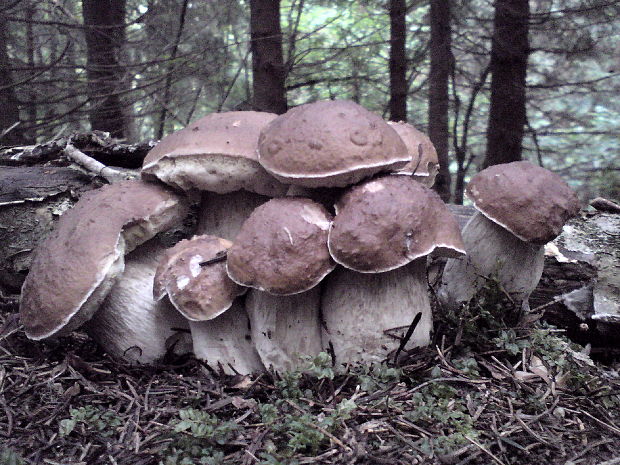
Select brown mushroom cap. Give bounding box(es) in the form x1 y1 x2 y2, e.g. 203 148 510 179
387 121 439 183
153 235 244 321
257 100 410 188
226 197 335 294
466 161 581 245
20 180 189 340
328 175 465 273
141 111 287 196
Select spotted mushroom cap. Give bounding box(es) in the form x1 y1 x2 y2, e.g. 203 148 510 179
153 235 244 321
466 161 581 245
20 180 189 340
142 111 288 196
257 100 410 188
328 175 465 273
226 197 335 294
387 121 439 185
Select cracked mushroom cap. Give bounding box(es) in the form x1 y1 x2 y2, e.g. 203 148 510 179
141 111 288 196
387 121 439 185
257 100 410 188
328 175 465 273
466 161 581 245
153 235 245 321
20 180 189 340
226 197 335 294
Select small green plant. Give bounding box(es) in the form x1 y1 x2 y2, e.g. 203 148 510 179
354 363 402 392
0 448 25 465
59 406 122 437
300 351 334 380
161 408 240 465
493 329 530 355
404 381 482 456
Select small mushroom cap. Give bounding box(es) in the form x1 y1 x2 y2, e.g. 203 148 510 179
466 161 581 245
20 180 189 340
142 111 288 196
387 121 439 185
153 235 244 321
257 100 410 188
226 197 335 294
328 175 465 273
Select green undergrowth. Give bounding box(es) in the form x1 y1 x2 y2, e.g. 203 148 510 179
2 279 619 464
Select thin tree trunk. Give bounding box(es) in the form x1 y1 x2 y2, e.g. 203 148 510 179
156 0 189 140
82 0 128 138
483 0 530 168
0 10 26 146
428 0 452 201
250 0 287 114
388 0 407 122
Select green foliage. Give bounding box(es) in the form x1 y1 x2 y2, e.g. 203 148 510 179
0 449 25 465
354 363 403 392
405 381 481 455
161 408 240 465
58 406 122 438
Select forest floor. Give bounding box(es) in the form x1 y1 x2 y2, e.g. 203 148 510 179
1 286 620 465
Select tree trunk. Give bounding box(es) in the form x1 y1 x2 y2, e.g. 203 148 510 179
483 0 530 168
250 0 287 114
428 0 452 201
0 10 26 146
388 0 407 122
82 0 128 138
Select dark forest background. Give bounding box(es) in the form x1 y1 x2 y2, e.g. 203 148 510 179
0 0 618 202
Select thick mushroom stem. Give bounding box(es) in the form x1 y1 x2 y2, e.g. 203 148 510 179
190 300 264 375
196 190 271 240
245 286 323 372
84 240 192 364
438 211 545 311
321 259 432 367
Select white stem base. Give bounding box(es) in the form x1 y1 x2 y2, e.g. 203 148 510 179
438 211 545 311
190 300 264 375
85 240 192 364
321 259 432 367
245 286 323 372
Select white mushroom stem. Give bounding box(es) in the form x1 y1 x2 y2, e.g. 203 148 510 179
245 286 323 372
321 259 432 367
190 300 264 375
196 190 269 240
438 211 545 311
84 240 192 364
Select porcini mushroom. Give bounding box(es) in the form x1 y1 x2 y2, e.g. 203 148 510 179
153 235 262 374
387 121 439 186
19 179 190 358
84 239 192 363
141 111 288 240
438 161 581 312
226 197 335 371
323 175 465 366
257 100 410 188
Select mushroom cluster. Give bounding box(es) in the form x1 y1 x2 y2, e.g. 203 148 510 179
18 99 579 374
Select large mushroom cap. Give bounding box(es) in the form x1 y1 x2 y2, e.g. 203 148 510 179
141 111 287 196
466 161 581 245
226 197 335 294
387 121 439 185
257 100 410 188
328 175 465 273
154 235 244 321
20 180 189 340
